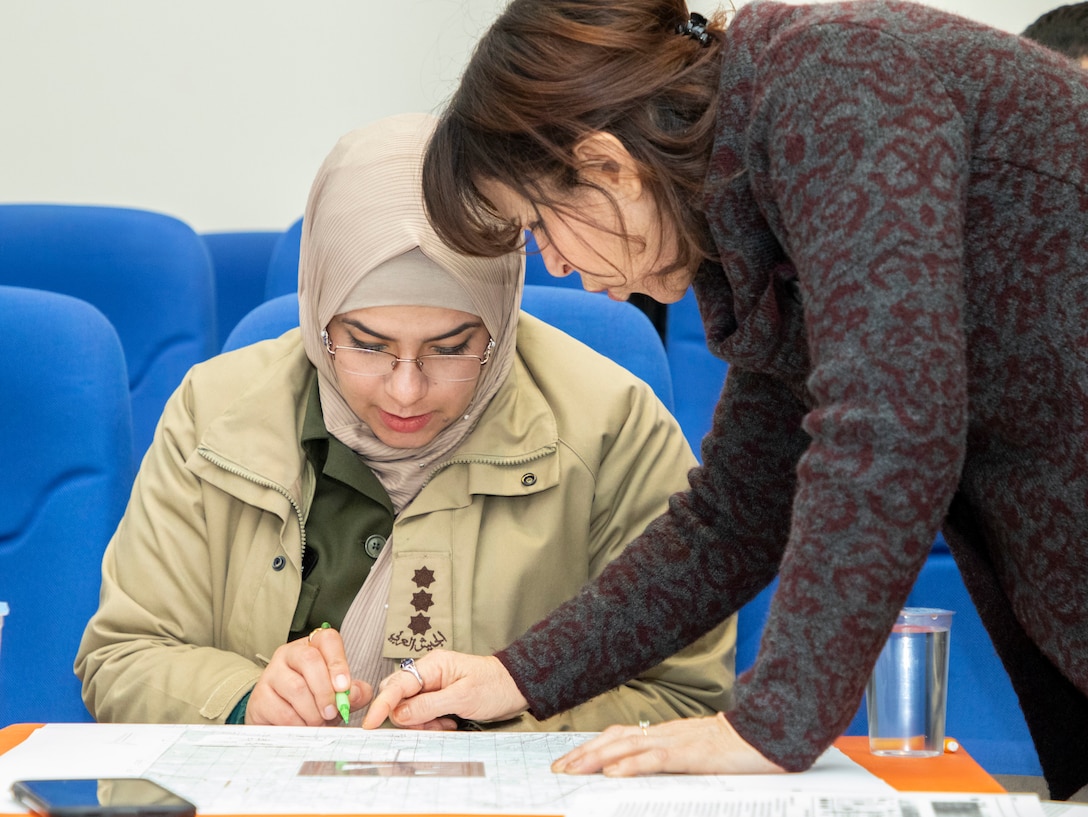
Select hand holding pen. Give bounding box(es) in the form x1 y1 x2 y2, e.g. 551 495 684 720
245 621 370 726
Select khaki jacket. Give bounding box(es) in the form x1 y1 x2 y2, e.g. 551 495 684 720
76 314 736 729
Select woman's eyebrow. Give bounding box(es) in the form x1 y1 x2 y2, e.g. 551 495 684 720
339 317 484 342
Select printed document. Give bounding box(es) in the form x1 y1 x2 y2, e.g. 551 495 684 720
0 724 1040 816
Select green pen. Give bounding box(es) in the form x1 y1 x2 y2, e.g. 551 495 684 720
319 622 351 724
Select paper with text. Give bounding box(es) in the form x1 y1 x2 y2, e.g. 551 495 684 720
1 723 902 815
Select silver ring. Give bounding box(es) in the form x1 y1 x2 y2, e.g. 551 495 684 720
400 657 424 689
638 719 650 736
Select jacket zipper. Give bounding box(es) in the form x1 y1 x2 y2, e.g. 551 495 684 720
423 446 555 485
197 447 308 567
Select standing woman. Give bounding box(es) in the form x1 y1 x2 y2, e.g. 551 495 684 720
365 0 1088 799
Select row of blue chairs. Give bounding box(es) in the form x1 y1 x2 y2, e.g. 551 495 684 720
0 203 1039 777
0 206 217 467
0 206 707 466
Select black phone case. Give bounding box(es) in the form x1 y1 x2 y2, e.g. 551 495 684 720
12 778 196 817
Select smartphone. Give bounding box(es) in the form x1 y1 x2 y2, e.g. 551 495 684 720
11 778 196 817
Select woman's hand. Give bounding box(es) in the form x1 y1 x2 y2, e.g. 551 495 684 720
245 625 371 725
552 712 786 776
362 649 528 729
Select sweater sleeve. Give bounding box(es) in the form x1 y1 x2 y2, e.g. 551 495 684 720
503 376 740 732
724 22 970 769
498 365 811 723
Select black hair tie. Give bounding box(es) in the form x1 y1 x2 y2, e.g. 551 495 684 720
676 12 712 47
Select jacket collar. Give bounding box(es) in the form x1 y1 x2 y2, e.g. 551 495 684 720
191 330 560 512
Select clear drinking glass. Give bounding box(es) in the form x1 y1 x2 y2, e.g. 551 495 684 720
867 607 954 757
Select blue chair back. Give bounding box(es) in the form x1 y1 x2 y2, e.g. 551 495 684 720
521 285 673 410
224 288 674 411
735 578 779 674
0 204 217 465
202 230 280 349
664 287 729 455
222 293 300 353
264 217 303 300
0 286 134 725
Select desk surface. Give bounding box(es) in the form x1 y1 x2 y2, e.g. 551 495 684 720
0 723 1004 814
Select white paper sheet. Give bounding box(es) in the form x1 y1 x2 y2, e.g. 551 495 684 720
1042 803 1088 817
566 792 1046 817
0 723 913 815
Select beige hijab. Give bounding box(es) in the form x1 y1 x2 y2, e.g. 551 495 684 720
297 115 523 709
298 113 523 513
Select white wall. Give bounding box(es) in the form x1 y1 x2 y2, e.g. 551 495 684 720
0 0 1051 233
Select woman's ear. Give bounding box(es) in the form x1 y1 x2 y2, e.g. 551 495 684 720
572 131 644 200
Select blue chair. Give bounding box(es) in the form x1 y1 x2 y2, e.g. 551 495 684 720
264 217 303 300
521 285 673 410
735 578 779 674
222 293 300 353
224 287 674 411
202 230 280 349
0 286 134 725
664 287 729 455
0 204 217 464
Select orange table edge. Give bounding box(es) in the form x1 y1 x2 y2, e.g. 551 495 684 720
0 724 1005 817
836 735 1004 793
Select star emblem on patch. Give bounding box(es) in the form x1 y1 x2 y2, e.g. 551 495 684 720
413 566 436 588
411 590 433 612
409 613 431 636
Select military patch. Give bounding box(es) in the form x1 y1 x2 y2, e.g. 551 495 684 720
384 551 452 656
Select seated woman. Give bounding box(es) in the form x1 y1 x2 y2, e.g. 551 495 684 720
75 113 735 730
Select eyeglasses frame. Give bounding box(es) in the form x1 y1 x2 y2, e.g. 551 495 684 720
321 330 495 382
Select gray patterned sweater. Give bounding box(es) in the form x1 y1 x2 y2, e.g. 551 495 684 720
497 0 1088 799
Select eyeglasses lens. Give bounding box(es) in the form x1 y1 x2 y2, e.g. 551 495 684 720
337 349 483 382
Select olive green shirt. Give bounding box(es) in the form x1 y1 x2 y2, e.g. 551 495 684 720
290 379 394 640
228 380 393 723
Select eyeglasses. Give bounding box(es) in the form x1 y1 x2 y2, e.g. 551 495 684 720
323 332 495 382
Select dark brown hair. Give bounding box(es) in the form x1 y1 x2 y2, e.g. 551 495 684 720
1022 2 1088 61
422 0 729 277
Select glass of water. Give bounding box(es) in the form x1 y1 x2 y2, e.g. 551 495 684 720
866 607 954 757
